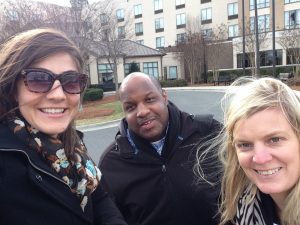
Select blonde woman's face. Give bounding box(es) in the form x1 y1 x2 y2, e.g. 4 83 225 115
233 107 300 203
16 52 80 138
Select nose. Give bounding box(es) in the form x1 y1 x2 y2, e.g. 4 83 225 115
136 103 150 118
46 80 66 100
252 144 272 164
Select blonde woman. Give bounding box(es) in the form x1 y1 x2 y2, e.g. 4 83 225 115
197 77 300 225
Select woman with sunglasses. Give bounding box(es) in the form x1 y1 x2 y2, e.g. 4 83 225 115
0 28 127 225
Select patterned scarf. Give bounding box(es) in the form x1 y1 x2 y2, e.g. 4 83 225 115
7 115 101 211
234 186 267 225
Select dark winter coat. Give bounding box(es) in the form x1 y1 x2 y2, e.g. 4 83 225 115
99 102 222 225
0 123 127 225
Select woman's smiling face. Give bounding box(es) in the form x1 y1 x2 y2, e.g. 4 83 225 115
16 52 80 137
233 107 300 202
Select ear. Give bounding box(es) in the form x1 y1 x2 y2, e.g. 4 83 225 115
162 89 168 104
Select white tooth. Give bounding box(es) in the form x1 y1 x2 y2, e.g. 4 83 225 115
42 108 64 114
257 168 280 175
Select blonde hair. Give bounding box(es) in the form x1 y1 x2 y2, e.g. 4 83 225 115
196 77 300 225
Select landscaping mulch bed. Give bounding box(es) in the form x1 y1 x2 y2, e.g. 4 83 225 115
75 95 117 120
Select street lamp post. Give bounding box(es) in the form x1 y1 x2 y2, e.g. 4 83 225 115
254 0 260 77
272 0 276 77
242 0 246 76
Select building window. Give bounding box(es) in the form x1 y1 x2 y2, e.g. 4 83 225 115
136 39 144 45
155 18 164 32
176 13 186 29
201 0 211 3
237 53 254 68
285 10 300 29
135 22 143 36
175 0 185 9
250 14 270 32
98 64 114 83
100 13 108 25
134 4 142 18
169 66 177 79
201 28 212 38
201 8 212 25
285 0 300 3
250 0 270 10
260 50 282 66
176 33 186 44
124 63 140 76
228 3 238 19
116 9 124 22
228 24 239 38
143 62 159 77
154 0 163 14
118 26 125 39
156 36 165 48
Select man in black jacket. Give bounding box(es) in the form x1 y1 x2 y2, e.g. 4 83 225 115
99 72 221 225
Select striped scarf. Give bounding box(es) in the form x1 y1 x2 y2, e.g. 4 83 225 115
234 186 267 225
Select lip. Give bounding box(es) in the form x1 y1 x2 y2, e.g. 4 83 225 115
38 107 67 118
139 118 156 130
40 108 66 114
138 117 155 126
255 167 282 176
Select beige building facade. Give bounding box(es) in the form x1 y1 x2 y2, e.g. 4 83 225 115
112 0 300 76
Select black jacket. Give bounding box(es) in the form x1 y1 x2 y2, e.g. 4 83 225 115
0 123 127 225
99 102 221 225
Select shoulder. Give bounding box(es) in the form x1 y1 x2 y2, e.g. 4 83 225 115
183 113 222 136
98 140 118 167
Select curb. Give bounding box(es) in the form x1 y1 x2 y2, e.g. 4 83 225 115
76 119 121 131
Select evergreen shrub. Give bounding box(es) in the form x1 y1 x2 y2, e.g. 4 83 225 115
160 79 188 87
83 88 103 101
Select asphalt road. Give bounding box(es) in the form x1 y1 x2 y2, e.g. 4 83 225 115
80 88 226 163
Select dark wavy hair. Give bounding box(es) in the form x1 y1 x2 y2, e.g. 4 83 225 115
0 28 85 157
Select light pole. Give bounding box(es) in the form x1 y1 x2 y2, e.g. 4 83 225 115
242 0 246 76
254 0 260 77
272 0 276 77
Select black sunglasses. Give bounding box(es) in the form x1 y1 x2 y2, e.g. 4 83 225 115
21 68 88 94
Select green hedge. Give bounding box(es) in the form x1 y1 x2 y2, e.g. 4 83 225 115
83 88 103 101
160 79 188 87
206 66 296 82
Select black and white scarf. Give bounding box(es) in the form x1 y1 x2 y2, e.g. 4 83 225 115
235 186 267 225
235 186 280 225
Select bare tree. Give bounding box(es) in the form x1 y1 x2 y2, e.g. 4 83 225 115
277 28 300 76
0 0 46 42
176 16 205 85
234 21 268 76
91 0 134 91
205 23 228 82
